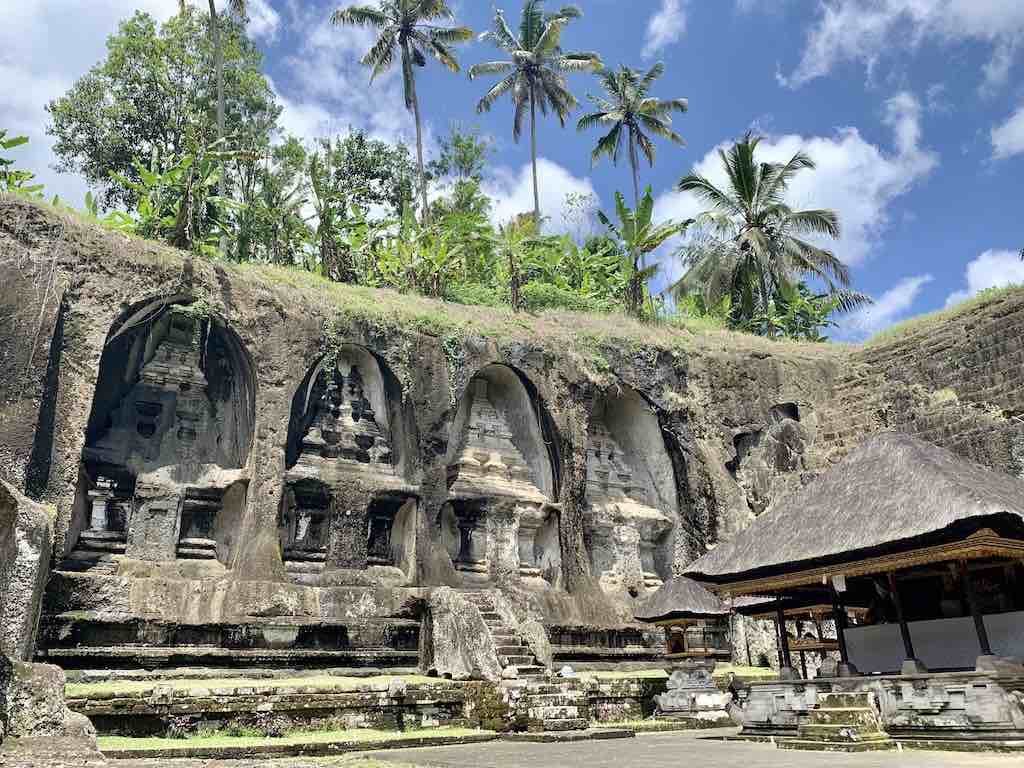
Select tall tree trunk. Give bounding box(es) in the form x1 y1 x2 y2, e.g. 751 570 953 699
530 83 540 228
628 129 644 316
209 0 228 257
403 44 430 226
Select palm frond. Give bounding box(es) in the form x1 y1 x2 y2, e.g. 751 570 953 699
590 122 624 166
475 71 518 112
638 114 683 145
783 208 840 239
331 5 388 27
468 60 514 79
677 173 744 217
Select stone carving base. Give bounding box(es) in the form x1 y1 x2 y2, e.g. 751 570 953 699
655 661 732 725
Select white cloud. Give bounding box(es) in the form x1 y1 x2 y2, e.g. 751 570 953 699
781 0 1024 92
991 105 1024 160
483 159 598 232
838 274 934 339
0 0 280 204
642 0 689 59
945 250 1024 307
654 92 937 273
0 0 182 202
279 7 420 149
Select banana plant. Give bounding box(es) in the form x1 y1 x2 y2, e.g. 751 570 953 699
598 186 691 317
0 131 44 197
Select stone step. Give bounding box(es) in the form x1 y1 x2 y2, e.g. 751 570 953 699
500 655 535 667
496 644 527 655
529 705 583 721
798 724 887 743
808 708 883 727
817 692 875 709
516 665 544 676
778 737 894 753
525 693 587 707
539 717 589 732
479 612 502 622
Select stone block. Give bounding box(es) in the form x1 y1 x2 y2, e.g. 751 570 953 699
0 481 53 661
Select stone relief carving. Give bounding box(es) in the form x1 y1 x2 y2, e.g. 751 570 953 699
584 411 671 596
446 377 558 585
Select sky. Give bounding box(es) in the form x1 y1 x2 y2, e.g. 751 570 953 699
3 0 1024 340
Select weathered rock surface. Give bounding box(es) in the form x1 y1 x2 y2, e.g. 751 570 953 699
0 481 52 661
420 588 502 682
0 656 97 750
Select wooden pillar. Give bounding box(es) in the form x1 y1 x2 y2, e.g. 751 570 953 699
795 619 809 679
960 560 993 656
889 570 927 673
775 598 793 674
888 572 915 659
830 583 854 670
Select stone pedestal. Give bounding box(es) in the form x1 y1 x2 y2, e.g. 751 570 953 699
655 661 732 727
125 483 183 562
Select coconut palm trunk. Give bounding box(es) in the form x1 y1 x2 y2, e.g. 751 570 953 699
532 86 540 228
401 41 430 224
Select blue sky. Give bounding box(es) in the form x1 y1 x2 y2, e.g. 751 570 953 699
5 0 1024 340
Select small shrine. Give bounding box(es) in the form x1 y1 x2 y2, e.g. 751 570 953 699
445 374 557 584
584 409 671 596
282 347 416 581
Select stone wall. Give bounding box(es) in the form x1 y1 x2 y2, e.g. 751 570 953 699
2 197 1024 669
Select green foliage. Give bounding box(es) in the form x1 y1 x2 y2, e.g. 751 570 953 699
672 132 870 334
470 1 602 223
0 131 44 197
578 62 687 205
46 8 280 210
108 133 244 253
738 283 839 342
598 187 690 316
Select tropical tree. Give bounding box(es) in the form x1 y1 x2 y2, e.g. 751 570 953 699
672 132 870 330
204 0 247 147
470 1 601 226
577 62 687 214
332 1 473 224
47 10 279 209
598 187 690 317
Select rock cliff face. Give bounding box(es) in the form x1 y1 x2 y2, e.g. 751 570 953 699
0 196 1021 670
0 481 52 662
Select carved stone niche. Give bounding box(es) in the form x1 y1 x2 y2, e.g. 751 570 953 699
584 394 677 598
70 300 254 569
445 370 559 586
282 346 417 582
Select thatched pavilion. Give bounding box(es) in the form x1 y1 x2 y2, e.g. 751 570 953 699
635 576 732 661
684 433 1024 745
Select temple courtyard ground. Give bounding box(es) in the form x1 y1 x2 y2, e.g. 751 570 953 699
102 732 1024 768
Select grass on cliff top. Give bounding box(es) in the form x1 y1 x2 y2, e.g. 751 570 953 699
98 727 488 752
65 673 439 700
0 195 842 361
865 284 1024 348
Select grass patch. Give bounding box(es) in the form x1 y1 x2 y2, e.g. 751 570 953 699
66 674 440 700
712 664 778 680
98 727 488 752
865 284 1024 348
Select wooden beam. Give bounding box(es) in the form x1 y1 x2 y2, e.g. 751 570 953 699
959 560 993 656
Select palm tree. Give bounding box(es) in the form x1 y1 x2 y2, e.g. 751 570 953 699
577 63 687 212
469 2 601 226
201 0 247 145
332 1 473 224
672 132 870 328
598 187 690 317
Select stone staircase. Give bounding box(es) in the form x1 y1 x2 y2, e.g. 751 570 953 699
778 692 894 753
460 590 590 733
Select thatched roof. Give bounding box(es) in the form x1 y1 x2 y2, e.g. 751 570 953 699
685 433 1024 584
634 576 729 623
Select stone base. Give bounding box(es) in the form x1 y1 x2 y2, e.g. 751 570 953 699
503 728 635 742
975 655 1024 674
0 737 107 768
778 737 895 753
901 658 929 675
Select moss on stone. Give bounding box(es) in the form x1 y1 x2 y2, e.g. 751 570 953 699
65 674 441 700
97 726 488 752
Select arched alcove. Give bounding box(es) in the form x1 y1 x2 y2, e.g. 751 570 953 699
585 384 679 597
280 345 417 583
67 297 256 568
444 364 560 586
